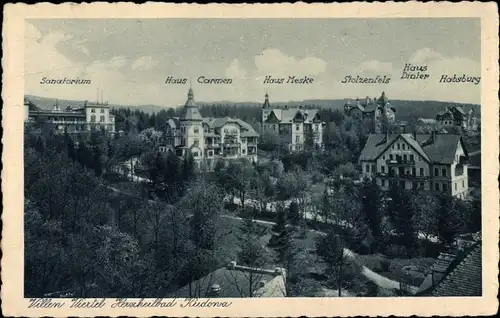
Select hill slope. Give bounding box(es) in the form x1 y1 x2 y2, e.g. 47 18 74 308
25 94 480 121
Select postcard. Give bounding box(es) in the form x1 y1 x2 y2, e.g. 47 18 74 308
2 2 499 317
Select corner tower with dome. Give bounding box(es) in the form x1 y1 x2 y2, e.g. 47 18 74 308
178 87 205 158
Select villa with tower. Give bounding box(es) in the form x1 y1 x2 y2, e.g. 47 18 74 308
261 93 326 151
158 87 259 169
344 91 396 133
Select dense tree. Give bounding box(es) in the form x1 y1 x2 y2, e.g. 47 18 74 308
360 179 384 252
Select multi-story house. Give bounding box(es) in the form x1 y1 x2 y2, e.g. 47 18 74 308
358 132 469 199
158 88 259 168
261 93 325 151
24 97 115 135
344 91 396 133
436 106 477 131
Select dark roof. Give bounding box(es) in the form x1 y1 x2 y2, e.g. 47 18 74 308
431 243 482 296
180 88 203 121
359 133 465 164
170 266 284 298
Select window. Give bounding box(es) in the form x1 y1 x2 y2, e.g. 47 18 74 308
242 149 246 154
389 154 393 160
381 166 385 173
402 144 406 150
455 183 457 191
90 115 96 122
435 183 440 191
100 116 105 122
443 183 447 192
419 168 424 176
419 182 424 189
296 124 300 131
100 109 105 113
204 128 208 133
192 152 199 157
194 127 199 134
410 154 414 162
273 125 276 131
194 138 199 146
372 164 376 173
91 109 95 113
462 180 465 188
397 143 400 150
314 124 318 131
224 129 228 134
412 168 416 176
403 154 407 162
442 168 447 177
296 136 300 143
434 167 439 176
382 155 385 160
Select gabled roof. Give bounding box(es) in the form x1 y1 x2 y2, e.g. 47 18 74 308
270 108 322 123
169 264 285 298
359 133 465 164
415 134 465 164
203 117 259 137
431 243 481 296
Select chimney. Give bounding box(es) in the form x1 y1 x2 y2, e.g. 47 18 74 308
413 131 417 140
207 284 221 297
365 96 370 105
356 98 361 107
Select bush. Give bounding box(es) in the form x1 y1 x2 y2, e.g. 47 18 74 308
311 171 324 184
384 244 408 258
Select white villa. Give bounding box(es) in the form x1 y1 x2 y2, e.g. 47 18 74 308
158 88 259 168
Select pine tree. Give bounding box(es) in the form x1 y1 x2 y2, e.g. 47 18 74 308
34 136 45 157
288 201 300 226
360 179 383 252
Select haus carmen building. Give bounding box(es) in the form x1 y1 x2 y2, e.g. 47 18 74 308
158 88 259 168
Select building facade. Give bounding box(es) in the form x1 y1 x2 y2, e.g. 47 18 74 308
358 132 469 199
344 91 396 133
24 98 115 135
158 88 259 168
261 93 325 151
436 106 477 131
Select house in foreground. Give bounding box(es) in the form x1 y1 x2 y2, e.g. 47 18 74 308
417 235 481 296
158 88 259 168
358 132 469 198
170 261 286 298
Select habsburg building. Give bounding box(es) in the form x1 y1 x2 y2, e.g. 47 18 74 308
358 132 469 199
435 106 478 131
344 91 396 133
24 98 116 135
261 93 326 151
158 88 259 168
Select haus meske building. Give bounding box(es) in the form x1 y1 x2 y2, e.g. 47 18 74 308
24 98 115 134
158 88 259 166
344 91 396 133
359 132 469 199
261 93 326 151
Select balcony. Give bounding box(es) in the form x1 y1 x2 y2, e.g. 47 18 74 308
386 159 415 166
206 143 221 148
223 142 240 148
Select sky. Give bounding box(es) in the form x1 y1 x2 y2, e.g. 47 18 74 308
25 18 481 106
